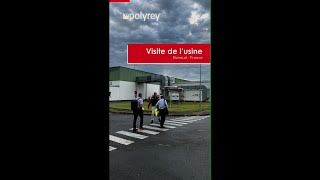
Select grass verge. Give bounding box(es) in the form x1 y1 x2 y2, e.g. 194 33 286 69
110 101 210 113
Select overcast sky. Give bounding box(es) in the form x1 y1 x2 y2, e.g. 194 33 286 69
109 0 210 81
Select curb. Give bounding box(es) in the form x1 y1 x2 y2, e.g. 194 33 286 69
109 108 210 116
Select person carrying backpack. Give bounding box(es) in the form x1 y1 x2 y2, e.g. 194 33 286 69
155 95 169 128
148 92 161 123
131 93 144 132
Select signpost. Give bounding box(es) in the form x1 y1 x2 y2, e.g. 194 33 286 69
200 64 201 106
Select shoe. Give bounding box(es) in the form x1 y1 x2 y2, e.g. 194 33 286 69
133 128 138 132
139 127 143 130
160 126 165 128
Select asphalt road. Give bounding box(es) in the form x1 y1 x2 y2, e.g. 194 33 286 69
108 113 211 180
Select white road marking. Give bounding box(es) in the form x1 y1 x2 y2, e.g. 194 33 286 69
198 116 210 119
164 122 183 126
171 118 197 121
185 116 209 120
158 144 170 147
173 117 197 121
177 117 188 119
196 117 209 120
142 125 169 131
129 128 159 135
169 116 209 122
165 120 188 124
149 123 176 128
116 131 148 139
170 117 189 120
109 135 134 145
186 116 199 119
109 146 117 152
170 119 198 123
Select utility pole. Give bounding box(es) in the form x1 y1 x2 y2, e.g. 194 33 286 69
134 65 137 98
200 64 201 107
146 82 147 100
170 90 171 108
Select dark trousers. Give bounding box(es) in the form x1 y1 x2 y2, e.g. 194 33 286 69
159 109 166 127
133 110 143 129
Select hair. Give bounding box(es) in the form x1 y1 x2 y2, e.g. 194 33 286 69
138 93 142 97
160 95 164 99
154 92 157 95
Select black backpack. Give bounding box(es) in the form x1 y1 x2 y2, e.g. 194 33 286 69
131 99 139 111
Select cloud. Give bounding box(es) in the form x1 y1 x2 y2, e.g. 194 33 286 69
109 0 210 81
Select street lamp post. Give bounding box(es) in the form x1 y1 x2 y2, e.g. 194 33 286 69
134 65 137 98
170 90 172 108
200 64 201 106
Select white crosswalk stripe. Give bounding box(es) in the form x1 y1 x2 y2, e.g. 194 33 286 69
182 116 207 120
149 123 176 128
174 117 197 121
170 119 197 123
164 122 183 126
171 117 184 119
169 116 209 122
109 146 117 152
142 125 169 131
170 120 197 123
165 120 188 124
109 135 134 145
198 116 210 119
178 120 198 122
129 128 159 135
116 131 148 139
192 117 208 121
187 116 200 120
170 117 189 120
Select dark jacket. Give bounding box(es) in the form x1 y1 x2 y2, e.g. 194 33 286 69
148 95 159 108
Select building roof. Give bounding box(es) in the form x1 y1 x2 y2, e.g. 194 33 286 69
110 66 191 83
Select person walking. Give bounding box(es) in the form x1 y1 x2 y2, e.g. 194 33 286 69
133 93 144 132
155 95 169 128
148 92 160 123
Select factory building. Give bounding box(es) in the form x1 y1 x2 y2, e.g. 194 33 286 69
109 66 210 102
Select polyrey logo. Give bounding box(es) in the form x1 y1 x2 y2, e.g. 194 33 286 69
123 11 161 21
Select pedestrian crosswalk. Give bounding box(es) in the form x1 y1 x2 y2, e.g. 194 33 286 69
165 120 188 124
116 130 148 139
109 115 210 152
142 125 169 131
162 122 183 126
128 128 160 135
109 146 117 151
109 135 134 145
149 123 176 128
172 119 198 123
